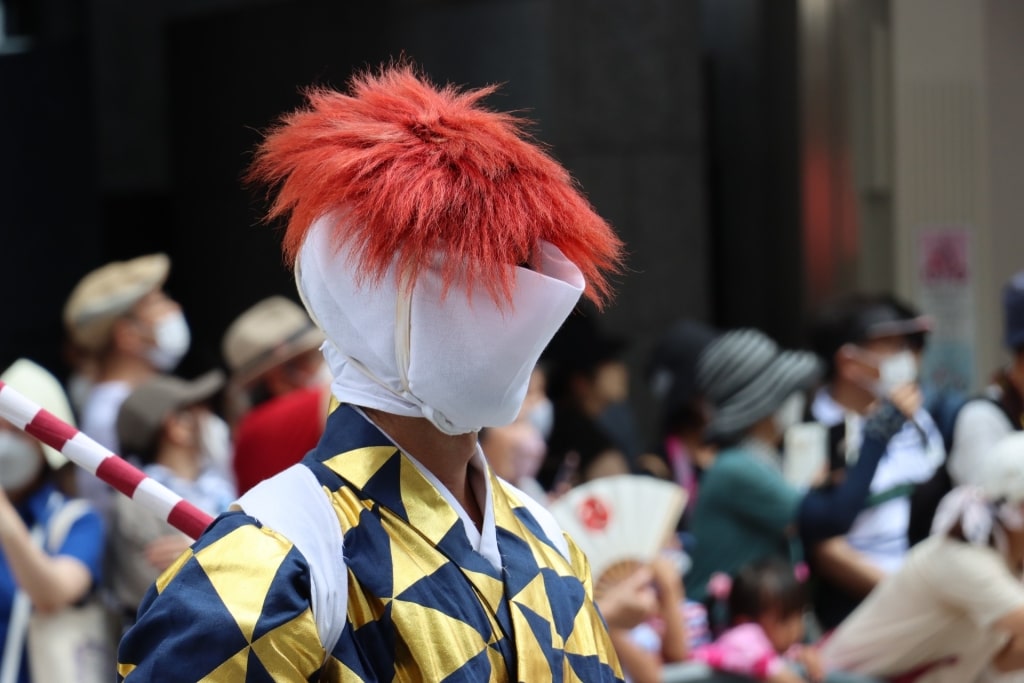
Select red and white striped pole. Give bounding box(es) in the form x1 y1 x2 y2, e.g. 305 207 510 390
0 379 214 540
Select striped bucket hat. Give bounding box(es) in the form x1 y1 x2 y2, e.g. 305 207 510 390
697 328 822 442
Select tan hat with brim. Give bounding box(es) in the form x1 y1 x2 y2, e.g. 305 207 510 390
64 254 170 352
117 370 224 461
222 296 324 387
0 359 75 469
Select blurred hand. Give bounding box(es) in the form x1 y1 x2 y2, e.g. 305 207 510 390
144 534 192 572
887 383 923 419
649 555 684 604
793 646 825 683
597 566 657 630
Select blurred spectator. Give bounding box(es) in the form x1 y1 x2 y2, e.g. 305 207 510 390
685 329 914 604
693 557 823 683
806 295 944 630
221 296 326 427
538 313 631 490
63 254 190 517
823 433 1024 682
479 366 550 502
606 555 690 683
110 371 235 628
644 319 720 521
222 297 329 493
947 271 1024 487
0 360 108 683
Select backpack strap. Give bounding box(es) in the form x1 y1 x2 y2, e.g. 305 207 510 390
235 465 347 658
44 498 92 554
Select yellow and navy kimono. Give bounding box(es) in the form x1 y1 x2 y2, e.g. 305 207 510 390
117 404 623 682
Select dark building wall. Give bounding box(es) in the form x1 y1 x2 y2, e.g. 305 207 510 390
0 0 805 447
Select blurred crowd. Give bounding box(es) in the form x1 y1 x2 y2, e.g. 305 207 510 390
1 251 1024 683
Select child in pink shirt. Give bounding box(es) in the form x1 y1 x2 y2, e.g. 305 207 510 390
694 557 823 682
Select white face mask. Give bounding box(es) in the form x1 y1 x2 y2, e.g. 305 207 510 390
525 398 555 439
198 413 231 473
298 215 585 436
773 391 806 435
144 312 191 371
0 432 44 492
876 350 917 396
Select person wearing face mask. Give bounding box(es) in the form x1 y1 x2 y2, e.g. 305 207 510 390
823 433 1024 683
684 329 919 608
221 296 331 494
805 294 945 631
109 371 235 632
118 66 625 681
63 254 191 521
0 360 107 683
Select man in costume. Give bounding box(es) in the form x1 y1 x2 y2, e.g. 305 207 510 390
117 66 625 681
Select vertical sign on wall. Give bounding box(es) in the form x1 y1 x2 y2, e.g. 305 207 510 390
918 229 975 393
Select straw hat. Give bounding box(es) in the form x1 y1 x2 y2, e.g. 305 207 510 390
0 359 75 468
222 297 324 387
64 254 170 351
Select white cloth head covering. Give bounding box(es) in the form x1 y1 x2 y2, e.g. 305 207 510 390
932 432 1024 550
296 214 585 435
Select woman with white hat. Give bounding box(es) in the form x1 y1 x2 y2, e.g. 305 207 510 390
685 329 921 603
0 360 108 683
823 432 1024 682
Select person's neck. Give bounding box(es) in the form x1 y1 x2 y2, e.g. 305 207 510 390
1007 528 1024 571
98 351 157 385
156 444 201 482
362 408 483 530
828 380 875 416
747 419 779 450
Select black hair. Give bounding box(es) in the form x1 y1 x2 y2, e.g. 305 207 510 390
728 557 806 625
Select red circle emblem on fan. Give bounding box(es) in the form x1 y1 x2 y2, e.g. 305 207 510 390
579 496 610 531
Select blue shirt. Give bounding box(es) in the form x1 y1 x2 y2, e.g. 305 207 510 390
0 483 105 683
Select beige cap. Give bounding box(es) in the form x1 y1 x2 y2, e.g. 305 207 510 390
222 296 324 387
63 254 170 352
0 359 75 469
117 371 225 461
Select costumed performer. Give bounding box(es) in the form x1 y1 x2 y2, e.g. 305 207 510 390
117 64 625 681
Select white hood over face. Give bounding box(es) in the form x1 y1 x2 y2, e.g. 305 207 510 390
296 214 585 435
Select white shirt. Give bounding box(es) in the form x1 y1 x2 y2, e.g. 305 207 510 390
823 536 1024 682
949 395 1016 487
812 388 945 572
77 380 133 522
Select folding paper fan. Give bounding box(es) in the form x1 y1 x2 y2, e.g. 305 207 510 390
548 475 687 587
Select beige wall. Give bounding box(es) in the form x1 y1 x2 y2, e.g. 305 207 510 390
985 0 1024 362
886 0 1023 389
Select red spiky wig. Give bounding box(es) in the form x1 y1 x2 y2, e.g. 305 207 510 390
248 65 623 307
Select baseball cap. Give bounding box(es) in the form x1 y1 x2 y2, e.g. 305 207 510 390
117 370 224 460
1004 271 1024 351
